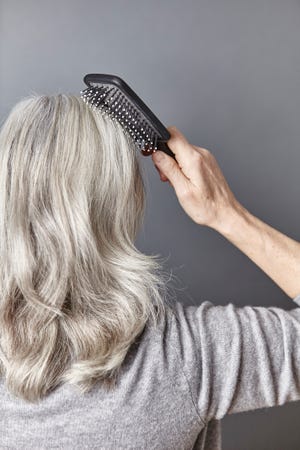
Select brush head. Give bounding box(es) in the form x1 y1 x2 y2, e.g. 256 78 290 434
80 74 175 158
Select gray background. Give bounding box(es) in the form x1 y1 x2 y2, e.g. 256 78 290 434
1 0 300 448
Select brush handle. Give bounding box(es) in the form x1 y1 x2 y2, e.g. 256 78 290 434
157 141 176 160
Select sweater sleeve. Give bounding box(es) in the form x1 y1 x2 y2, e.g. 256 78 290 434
169 296 300 423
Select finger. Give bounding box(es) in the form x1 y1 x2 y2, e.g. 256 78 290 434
166 126 209 184
166 126 199 166
154 164 169 182
152 150 190 195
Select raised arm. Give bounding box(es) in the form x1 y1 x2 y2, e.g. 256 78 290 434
169 297 300 422
151 127 300 422
152 126 300 299
212 204 300 299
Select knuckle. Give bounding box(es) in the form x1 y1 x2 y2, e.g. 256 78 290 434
179 187 192 200
193 153 204 166
190 151 203 164
201 147 210 154
197 147 211 157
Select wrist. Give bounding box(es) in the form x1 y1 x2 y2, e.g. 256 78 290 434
211 202 255 240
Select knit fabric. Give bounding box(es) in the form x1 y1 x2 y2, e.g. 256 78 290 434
1 295 300 449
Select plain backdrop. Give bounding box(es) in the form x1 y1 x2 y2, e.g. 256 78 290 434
1 0 300 448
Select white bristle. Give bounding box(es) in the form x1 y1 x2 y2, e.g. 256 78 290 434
80 84 161 152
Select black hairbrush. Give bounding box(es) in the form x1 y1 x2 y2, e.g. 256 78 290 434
80 74 176 159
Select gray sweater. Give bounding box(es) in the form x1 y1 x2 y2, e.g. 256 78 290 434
1 295 300 449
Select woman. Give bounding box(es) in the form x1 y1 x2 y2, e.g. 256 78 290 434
0 94 299 450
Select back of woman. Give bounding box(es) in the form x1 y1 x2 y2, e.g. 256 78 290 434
0 95 300 450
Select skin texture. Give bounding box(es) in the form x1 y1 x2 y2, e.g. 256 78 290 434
150 126 300 299
152 126 239 229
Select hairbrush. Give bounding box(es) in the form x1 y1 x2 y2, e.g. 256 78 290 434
80 73 176 159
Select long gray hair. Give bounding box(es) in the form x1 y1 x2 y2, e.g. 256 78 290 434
0 94 175 403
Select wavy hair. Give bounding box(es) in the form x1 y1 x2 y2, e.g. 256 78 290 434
0 94 175 403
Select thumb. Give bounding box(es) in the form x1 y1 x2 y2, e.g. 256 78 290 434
152 151 189 192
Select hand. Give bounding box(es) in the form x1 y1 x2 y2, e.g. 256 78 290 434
151 126 241 229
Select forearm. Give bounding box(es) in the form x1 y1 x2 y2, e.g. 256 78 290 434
213 203 300 299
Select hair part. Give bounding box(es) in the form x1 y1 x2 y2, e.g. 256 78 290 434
0 94 175 403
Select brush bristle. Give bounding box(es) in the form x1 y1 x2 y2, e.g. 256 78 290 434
80 85 159 154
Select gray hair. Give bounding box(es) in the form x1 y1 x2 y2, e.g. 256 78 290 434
0 94 175 403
